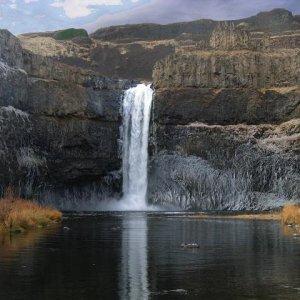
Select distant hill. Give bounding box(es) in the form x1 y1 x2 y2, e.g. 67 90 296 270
21 28 88 40
91 8 300 42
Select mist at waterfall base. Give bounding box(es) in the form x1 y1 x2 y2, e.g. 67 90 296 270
98 84 159 211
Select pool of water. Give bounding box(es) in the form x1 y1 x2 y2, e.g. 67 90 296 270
0 212 300 300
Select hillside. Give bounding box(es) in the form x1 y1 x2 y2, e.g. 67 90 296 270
19 8 300 81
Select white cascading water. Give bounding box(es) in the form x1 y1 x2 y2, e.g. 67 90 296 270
121 84 153 210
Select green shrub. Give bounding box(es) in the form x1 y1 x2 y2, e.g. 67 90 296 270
54 28 88 40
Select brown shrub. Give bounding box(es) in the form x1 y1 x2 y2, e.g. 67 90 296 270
0 197 62 233
281 204 300 226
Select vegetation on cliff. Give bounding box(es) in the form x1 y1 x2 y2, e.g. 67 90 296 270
0 193 62 233
54 28 88 40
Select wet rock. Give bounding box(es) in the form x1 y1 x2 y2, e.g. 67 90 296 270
181 243 200 249
111 226 121 231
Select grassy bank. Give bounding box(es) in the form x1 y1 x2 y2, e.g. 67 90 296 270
0 198 62 233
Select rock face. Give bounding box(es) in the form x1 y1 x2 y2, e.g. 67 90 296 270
149 10 300 210
210 22 250 50
0 29 132 200
153 50 300 88
0 29 23 68
154 87 300 125
1 8 300 211
149 121 300 210
0 62 28 108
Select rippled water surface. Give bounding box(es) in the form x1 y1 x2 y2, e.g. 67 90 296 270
1 212 300 300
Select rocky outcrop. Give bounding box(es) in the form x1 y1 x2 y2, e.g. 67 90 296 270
0 29 23 68
210 22 250 50
89 43 174 81
149 120 300 210
0 29 132 198
153 50 300 88
150 10 300 210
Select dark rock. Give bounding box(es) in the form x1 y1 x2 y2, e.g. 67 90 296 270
0 62 28 108
0 30 125 197
154 87 300 125
181 243 200 249
149 120 300 210
30 114 121 186
89 43 174 81
0 30 23 68
72 36 93 46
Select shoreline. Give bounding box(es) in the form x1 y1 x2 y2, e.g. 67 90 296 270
190 213 281 221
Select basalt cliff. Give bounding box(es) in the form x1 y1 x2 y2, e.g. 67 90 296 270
0 8 299 210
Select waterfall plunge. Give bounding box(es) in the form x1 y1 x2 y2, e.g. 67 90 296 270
121 84 153 210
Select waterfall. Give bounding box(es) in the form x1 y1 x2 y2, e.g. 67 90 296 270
121 84 153 210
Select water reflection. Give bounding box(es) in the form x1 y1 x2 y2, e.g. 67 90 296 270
0 225 60 263
1 214 300 300
120 214 149 299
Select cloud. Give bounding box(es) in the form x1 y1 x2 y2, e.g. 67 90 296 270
51 0 128 18
85 0 300 32
24 0 39 3
9 0 16 9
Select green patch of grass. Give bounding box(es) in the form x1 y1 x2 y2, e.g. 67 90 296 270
54 28 88 40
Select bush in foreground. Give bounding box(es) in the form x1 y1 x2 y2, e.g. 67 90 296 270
0 198 62 233
281 204 300 225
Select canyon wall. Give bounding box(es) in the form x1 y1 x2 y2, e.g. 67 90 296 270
0 29 134 202
149 15 300 210
1 8 300 210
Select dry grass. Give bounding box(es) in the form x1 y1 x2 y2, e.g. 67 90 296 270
281 204 300 226
0 194 62 233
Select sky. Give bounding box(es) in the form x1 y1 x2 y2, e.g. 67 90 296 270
0 0 299 34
